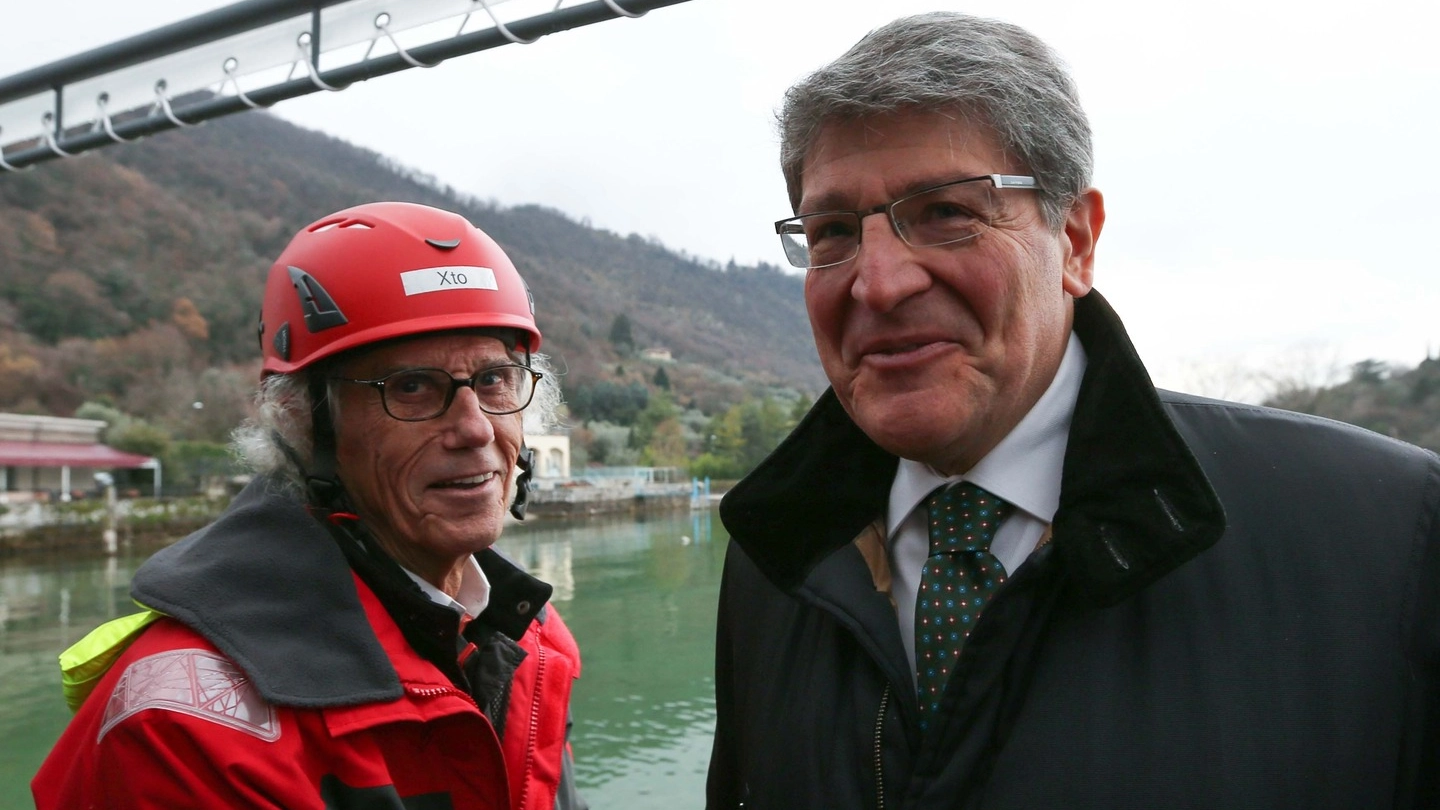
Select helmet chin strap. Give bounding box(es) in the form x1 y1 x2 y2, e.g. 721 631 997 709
303 375 347 510
510 445 534 520
508 341 536 520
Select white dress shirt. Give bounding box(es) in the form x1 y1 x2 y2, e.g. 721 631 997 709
886 332 1087 680
402 554 492 623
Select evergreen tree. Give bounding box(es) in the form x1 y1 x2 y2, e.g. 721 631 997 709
609 313 635 353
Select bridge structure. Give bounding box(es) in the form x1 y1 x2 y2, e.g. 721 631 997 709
0 0 691 172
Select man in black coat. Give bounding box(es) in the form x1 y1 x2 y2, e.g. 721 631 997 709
707 11 1439 809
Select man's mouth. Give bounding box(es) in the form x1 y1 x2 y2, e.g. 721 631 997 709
875 342 927 355
850 338 960 373
431 473 496 490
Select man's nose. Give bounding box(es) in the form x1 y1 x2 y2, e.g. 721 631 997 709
442 386 497 447
850 213 929 312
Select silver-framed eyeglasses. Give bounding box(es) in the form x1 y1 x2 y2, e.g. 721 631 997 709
334 363 542 421
774 174 1039 270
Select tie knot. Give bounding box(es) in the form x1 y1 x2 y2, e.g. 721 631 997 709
924 482 1012 555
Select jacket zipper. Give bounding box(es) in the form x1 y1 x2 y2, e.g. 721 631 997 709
873 683 890 810
518 643 547 809
407 683 480 710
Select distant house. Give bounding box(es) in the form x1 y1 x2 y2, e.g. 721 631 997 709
0 413 159 502
526 433 571 481
640 347 673 362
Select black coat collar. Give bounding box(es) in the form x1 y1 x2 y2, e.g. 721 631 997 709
720 290 1225 607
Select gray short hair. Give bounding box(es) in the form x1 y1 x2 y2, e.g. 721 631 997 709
231 352 564 494
778 12 1092 229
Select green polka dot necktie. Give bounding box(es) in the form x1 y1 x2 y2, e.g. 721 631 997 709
914 482 1013 728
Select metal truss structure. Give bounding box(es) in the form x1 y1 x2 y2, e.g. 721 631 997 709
0 0 690 172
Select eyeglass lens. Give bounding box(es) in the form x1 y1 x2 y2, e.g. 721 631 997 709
381 366 535 420
778 180 998 269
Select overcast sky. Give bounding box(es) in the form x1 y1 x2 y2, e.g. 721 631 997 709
2 0 1437 400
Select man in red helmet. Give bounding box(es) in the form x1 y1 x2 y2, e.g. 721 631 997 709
33 202 587 810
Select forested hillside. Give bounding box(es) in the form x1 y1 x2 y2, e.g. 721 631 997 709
2 110 1434 493
1264 357 1440 454
0 111 826 486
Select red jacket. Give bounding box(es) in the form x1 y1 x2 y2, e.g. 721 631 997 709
32 478 582 810
34 573 580 809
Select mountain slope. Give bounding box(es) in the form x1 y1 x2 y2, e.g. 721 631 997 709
0 110 826 429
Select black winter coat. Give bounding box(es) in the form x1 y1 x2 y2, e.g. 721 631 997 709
707 291 1440 809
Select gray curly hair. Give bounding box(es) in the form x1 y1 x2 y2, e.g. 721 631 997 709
778 11 1092 230
231 351 563 495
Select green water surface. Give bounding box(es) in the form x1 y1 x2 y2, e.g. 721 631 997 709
0 508 726 809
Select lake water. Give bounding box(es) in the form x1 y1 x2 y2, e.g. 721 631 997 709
0 507 727 809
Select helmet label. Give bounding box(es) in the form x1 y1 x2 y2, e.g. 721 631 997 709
400 265 499 296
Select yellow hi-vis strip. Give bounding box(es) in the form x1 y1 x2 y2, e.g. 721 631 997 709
59 609 163 713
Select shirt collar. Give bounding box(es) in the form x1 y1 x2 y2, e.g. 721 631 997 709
886 331 1087 536
401 554 491 621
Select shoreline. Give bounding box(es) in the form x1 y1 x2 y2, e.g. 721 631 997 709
0 484 722 559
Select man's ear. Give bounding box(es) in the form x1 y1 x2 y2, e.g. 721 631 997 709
1061 188 1104 297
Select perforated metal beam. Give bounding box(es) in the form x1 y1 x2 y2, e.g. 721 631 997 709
0 1 354 107
0 0 691 172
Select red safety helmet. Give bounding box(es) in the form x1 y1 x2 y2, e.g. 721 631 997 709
259 201 540 376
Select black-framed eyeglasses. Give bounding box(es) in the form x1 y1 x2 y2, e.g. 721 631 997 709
774 174 1039 270
333 363 542 421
